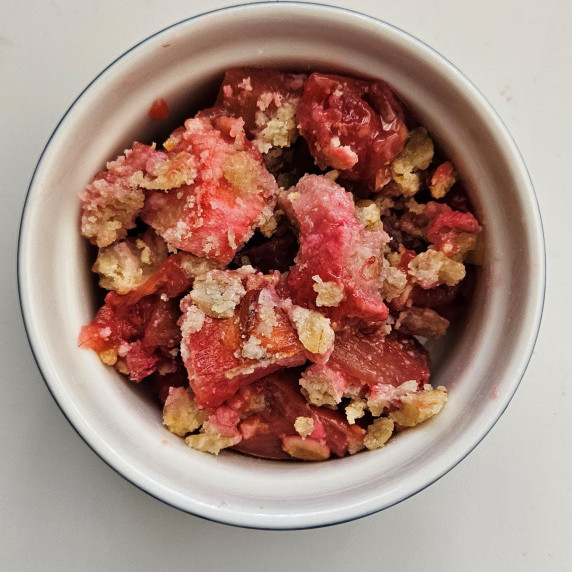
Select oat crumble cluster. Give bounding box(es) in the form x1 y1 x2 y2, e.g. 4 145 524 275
79 68 482 461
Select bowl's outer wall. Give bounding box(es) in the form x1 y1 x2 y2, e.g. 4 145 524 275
19 3 544 529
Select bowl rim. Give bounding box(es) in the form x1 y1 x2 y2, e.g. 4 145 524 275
17 1 546 530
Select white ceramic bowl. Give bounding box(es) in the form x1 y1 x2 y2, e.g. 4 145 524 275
18 3 545 529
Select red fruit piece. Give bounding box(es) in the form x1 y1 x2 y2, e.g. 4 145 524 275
141 115 279 264
207 67 306 153
283 174 389 328
425 203 481 255
229 370 365 460
297 72 408 190
148 98 169 120
398 201 481 257
78 253 205 381
328 330 430 390
180 272 306 410
430 161 455 199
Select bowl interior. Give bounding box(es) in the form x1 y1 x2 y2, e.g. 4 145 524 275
19 3 544 528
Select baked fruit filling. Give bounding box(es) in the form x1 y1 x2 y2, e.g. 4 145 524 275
79 68 482 461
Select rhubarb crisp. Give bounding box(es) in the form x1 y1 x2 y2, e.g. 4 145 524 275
79 68 482 461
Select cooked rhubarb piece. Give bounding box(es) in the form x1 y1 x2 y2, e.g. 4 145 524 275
179 270 307 410
297 72 408 190
329 329 430 390
398 201 481 259
78 253 212 381
229 370 365 460
299 329 430 413
81 143 165 248
430 161 456 199
283 174 389 327
206 67 306 154
141 115 279 263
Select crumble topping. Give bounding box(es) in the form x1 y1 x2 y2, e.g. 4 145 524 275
380 262 408 302
299 364 348 407
180 304 206 342
355 200 382 230
430 161 456 199
256 100 300 153
185 432 241 455
294 416 315 439
363 417 394 450
408 249 466 288
190 270 246 318
389 386 448 427
92 230 168 294
367 380 419 417
391 127 435 196
241 335 268 360
312 275 345 307
163 387 208 437
282 436 330 461
289 306 335 356
345 399 367 425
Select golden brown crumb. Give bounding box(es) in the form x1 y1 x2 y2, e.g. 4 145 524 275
256 204 280 238
185 433 240 455
391 128 434 196
289 307 335 355
312 275 344 307
256 100 300 153
408 249 466 288
178 253 220 278
366 380 418 416
93 230 168 294
190 271 246 318
282 436 330 461
363 417 395 450
294 416 315 439
345 399 367 425
430 164 456 199
299 372 341 407
389 386 448 427
404 197 425 215
115 359 129 375
81 186 145 248
132 152 197 191
355 200 382 230
380 261 408 302
163 388 208 437
449 232 479 262
98 348 118 366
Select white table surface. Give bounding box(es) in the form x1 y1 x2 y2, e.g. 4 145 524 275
2 1 570 570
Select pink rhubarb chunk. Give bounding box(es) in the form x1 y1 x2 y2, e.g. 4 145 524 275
141 115 279 264
284 174 390 328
